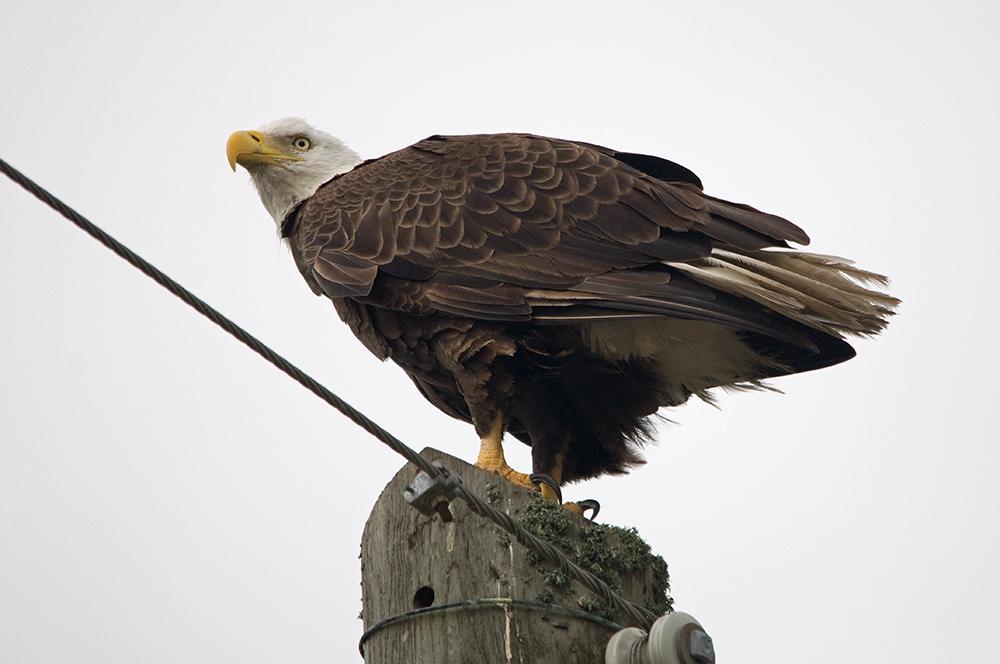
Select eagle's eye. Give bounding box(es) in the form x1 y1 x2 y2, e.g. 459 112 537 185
292 136 312 151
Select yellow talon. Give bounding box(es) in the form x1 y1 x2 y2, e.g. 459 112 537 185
473 419 592 518
474 416 535 490
539 481 561 502
536 455 565 503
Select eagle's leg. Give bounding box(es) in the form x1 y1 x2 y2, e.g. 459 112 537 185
532 454 600 519
534 456 565 503
474 415 536 490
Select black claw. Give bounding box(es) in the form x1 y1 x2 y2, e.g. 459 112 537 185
578 499 600 521
529 473 562 503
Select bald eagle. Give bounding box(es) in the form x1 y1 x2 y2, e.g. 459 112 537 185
227 117 897 506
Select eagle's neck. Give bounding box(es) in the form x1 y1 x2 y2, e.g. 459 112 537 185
250 149 362 226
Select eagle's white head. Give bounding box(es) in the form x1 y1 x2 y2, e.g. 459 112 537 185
227 117 362 225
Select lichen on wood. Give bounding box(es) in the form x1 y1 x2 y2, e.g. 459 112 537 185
517 493 673 621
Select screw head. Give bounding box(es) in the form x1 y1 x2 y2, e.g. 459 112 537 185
689 630 715 663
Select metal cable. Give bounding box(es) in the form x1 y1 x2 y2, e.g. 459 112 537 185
0 156 439 479
358 597 624 656
1 156 659 631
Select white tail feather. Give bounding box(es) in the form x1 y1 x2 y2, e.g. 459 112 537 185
667 249 899 338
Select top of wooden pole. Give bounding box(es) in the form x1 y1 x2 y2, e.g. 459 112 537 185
359 447 671 663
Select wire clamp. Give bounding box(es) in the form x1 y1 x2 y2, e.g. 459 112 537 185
403 463 463 522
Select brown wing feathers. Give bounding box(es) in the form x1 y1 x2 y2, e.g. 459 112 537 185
289 134 889 350
295 134 722 285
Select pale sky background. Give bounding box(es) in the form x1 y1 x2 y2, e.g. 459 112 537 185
2 1 997 662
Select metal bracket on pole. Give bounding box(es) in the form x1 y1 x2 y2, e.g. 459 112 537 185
403 463 463 522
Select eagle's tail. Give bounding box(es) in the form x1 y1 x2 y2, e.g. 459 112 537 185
666 249 900 338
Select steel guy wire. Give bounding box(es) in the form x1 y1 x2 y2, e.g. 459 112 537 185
1 156 660 630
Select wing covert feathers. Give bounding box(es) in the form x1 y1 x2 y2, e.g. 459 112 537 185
288 133 897 341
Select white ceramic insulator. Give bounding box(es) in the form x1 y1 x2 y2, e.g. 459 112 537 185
649 612 703 664
605 627 648 664
605 612 705 664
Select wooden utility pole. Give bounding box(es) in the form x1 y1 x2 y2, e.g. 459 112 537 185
360 448 671 663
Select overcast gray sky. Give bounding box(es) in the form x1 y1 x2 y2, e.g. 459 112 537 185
2 1 997 662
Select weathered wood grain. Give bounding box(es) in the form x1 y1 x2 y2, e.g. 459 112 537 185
360 448 670 663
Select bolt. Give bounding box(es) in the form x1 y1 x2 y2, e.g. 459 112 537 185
431 495 454 522
689 630 715 663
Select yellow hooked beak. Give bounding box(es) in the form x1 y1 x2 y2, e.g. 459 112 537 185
226 130 302 171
